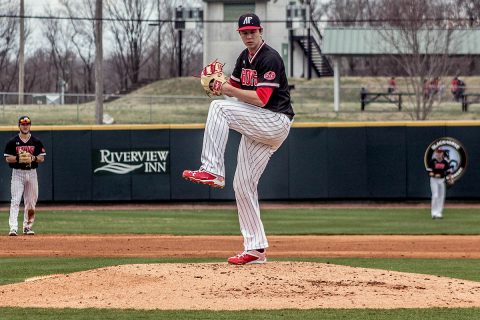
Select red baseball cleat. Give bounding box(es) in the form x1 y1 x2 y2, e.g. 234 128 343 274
228 250 266 265
182 169 225 188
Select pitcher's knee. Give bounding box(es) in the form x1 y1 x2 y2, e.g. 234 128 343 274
233 177 256 199
233 176 247 194
210 100 224 110
233 176 241 193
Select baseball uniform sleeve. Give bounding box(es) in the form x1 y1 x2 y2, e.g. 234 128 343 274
255 55 282 89
256 87 274 105
35 140 46 156
4 140 16 157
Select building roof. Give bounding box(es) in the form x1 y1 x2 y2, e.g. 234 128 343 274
322 27 480 56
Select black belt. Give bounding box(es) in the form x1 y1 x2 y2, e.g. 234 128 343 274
15 168 33 171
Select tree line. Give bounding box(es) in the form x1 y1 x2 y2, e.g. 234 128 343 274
1 0 479 98
316 0 480 76
0 0 202 94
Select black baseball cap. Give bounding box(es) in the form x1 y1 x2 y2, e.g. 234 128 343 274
18 116 31 125
237 13 262 31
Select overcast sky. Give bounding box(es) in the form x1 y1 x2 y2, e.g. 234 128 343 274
26 0 60 14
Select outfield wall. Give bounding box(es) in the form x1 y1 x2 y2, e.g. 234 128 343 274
0 122 478 202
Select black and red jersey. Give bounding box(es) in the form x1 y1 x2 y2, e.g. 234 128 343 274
4 134 46 170
230 41 295 119
428 159 451 178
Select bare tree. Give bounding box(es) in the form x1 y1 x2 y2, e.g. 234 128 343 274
375 0 460 120
24 49 55 92
319 0 375 26
0 0 19 92
458 0 480 26
43 5 77 97
321 0 472 119
320 0 378 74
60 0 96 94
455 0 480 74
105 0 154 89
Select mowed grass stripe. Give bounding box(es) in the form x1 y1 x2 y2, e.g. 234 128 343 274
1 208 478 235
0 307 480 320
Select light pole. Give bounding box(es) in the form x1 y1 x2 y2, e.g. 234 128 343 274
58 78 66 105
148 0 163 80
94 0 103 125
174 6 203 78
18 0 25 105
175 6 185 77
156 0 161 79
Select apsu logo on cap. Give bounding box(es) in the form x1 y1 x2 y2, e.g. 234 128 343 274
424 137 467 184
237 13 261 31
243 16 253 25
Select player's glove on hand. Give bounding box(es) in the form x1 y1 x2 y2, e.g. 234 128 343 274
201 59 228 96
446 175 455 189
18 150 33 164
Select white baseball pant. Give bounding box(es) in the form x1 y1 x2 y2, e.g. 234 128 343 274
9 169 38 231
430 177 446 218
200 99 291 251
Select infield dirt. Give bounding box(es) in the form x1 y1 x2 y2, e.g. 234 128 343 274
1 234 480 310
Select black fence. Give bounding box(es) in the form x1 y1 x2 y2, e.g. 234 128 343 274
0 123 479 202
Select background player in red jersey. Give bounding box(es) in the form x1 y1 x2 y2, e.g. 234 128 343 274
4 116 46 236
183 13 294 265
426 148 452 219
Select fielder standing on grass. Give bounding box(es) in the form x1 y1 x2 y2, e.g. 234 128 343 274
183 13 294 265
4 116 46 236
426 148 452 219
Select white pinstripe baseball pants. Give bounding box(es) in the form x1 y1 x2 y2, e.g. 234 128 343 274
200 99 291 251
430 177 446 218
9 169 38 231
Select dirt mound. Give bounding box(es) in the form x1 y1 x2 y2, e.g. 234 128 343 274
1 262 480 310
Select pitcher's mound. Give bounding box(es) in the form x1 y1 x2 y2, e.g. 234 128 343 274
1 262 480 310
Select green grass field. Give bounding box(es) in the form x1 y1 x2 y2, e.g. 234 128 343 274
3 76 480 125
1 307 479 320
1 207 479 319
2 208 478 235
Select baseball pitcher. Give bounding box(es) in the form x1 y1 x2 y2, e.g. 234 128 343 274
183 13 294 265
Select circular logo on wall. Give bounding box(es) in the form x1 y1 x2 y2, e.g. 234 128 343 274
424 137 467 183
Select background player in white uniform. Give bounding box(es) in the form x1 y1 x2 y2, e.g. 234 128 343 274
426 148 451 219
4 116 46 236
183 13 294 265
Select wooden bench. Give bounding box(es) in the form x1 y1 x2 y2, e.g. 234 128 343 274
461 94 480 112
360 92 411 111
361 91 479 112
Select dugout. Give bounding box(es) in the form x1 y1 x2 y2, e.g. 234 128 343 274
0 122 479 203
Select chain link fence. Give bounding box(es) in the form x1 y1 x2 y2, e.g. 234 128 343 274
1 85 480 125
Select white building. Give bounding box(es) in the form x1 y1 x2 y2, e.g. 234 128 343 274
202 0 332 78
